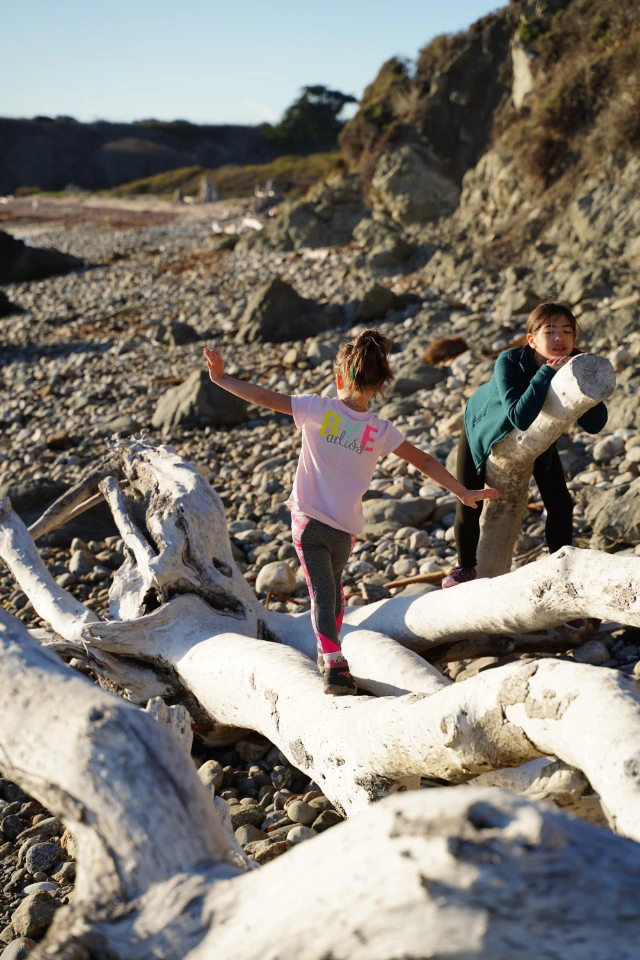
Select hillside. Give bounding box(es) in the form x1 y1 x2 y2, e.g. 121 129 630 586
0 117 277 194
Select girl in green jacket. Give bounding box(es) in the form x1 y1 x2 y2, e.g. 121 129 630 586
442 301 608 589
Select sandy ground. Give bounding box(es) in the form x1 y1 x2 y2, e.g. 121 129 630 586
0 194 239 236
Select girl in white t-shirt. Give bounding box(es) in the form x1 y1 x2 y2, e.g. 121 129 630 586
204 330 498 696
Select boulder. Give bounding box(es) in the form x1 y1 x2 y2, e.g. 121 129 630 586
392 357 447 396
353 218 414 270
235 277 337 345
152 370 252 431
0 291 22 318
154 320 201 347
354 283 403 324
362 496 437 537
581 477 640 549
0 230 83 283
370 143 460 226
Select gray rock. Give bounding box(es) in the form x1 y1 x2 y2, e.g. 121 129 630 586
354 283 402 323
152 370 251 430
21 883 58 896
392 358 446 396
0 291 22 319
197 760 224 792
229 805 265 831
10 893 58 941
0 938 37 960
312 809 344 832
235 277 336 345
154 320 200 346
583 477 640 548
50 861 75 884
286 824 316 844
572 639 610 666
285 800 317 826
235 824 267 846
248 839 290 864
370 144 459 226
0 230 83 283
24 843 63 876
272 174 366 250
363 496 436 535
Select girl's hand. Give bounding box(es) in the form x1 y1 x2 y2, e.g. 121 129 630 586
546 355 571 368
204 347 224 381
459 487 500 509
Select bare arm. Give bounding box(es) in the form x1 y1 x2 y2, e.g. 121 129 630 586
203 348 293 416
393 440 499 509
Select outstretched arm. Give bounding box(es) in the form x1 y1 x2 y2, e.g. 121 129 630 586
393 440 499 509
204 348 293 416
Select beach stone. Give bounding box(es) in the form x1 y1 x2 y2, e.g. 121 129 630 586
10 893 57 941
1 817 24 843
50 861 75 884
572 639 610 666
152 370 251 430
235 824 267 846
285 800 316 826
229 805 265 831
255 561 296 596
363 496 436 534
312 809 344 832
24 843 63 876
22 883 58 896
248 839 290 864
287 825 316 844
197 760 224 792
0 939 37 960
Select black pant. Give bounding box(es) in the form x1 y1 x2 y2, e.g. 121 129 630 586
453 427 573 569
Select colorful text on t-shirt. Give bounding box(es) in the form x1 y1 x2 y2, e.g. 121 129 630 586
319 410 378 455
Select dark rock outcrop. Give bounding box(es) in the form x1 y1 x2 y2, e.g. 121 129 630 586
0 230 84 283
235 277 340 344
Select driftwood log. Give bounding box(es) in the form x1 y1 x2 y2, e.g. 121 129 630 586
1 355 640 956
2 611 640 960
476 353 615 577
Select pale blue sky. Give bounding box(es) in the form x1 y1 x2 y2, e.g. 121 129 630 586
3 1 502 125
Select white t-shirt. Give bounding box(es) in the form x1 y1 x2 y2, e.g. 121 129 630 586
287 394 405 534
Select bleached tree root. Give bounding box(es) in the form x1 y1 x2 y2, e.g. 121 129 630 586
79 596 640 833
0 612 636 960
475 353 615 577
333 546 640 650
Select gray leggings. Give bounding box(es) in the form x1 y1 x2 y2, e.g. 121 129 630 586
292 512 354 649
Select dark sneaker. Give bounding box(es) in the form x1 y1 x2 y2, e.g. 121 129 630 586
323 656 357 696
442 566 477 589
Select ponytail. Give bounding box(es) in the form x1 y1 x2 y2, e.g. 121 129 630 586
333 328 395 391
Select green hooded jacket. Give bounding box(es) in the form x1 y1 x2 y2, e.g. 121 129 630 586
463 345 608 471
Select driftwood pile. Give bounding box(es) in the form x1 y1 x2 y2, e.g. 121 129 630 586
2 354 640 958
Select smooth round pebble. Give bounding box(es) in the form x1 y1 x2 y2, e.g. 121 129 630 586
286 825 317 844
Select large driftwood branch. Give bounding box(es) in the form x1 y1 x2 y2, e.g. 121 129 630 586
3 440 640 824
476 353 615 577
1 613 638 960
